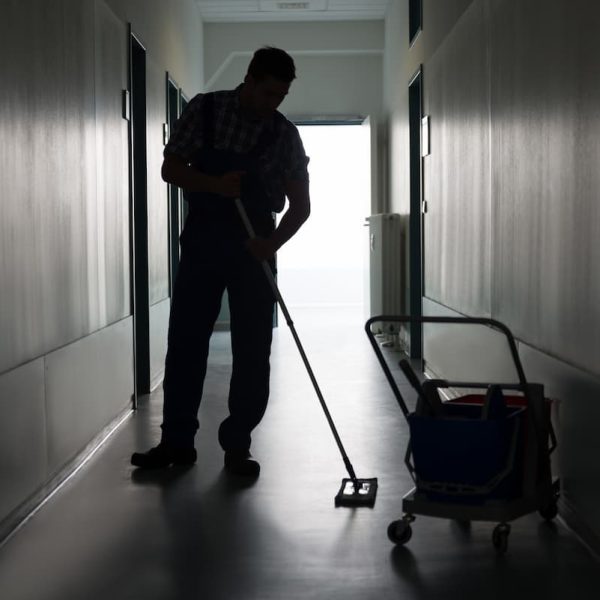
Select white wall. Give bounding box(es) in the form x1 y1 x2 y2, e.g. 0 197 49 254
105 0 204 96
203 20 382 120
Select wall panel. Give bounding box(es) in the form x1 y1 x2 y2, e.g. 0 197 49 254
490 0 600 375
149 298 170 390
423 299 518 383
423 0 491 316
44 318 133 476
146 57 170 306
0 360 46 521
0 0 94 372
0 1 43 370
520 343 600 539
94 0 131 326
33 0 97 354
0 0 128 373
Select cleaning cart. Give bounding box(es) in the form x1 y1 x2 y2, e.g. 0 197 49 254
365 315 559 554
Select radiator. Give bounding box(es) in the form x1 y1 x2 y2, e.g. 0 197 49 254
367 213 405 334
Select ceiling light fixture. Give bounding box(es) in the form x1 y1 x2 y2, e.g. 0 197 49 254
278 2 310 8
259 0 328 11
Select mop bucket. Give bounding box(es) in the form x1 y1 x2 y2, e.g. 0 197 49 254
407 397 527 505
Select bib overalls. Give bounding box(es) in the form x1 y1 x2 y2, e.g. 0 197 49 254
161 93 278 454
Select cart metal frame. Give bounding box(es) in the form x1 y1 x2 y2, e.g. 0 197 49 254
365 315 559 553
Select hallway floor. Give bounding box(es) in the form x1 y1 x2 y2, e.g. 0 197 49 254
0 307 598 600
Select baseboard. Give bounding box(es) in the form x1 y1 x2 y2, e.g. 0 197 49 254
0 407 133 548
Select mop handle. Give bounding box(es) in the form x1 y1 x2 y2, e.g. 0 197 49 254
234 198 358 483
233 198 288 314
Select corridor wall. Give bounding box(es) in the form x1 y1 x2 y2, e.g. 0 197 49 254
384 0 600 551
0 0 203 534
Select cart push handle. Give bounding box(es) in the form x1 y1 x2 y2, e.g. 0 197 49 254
364 315 530 419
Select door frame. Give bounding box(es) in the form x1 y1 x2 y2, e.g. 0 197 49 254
286 118 372 315
128 28 151 403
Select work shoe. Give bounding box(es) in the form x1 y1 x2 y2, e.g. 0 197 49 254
131 444 197 469
224 450 260 477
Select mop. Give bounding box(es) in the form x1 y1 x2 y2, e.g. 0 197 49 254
235 198 378 507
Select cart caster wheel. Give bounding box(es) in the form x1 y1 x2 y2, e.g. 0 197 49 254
492 523 510 555
539 501 559 521
388 520 413 545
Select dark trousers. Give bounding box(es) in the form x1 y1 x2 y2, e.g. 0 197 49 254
160 222 275 452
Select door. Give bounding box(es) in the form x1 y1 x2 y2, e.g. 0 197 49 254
180 93 189 227
128 30 151 400
278 120 371 313
166 75 181 298
360 115 373 316
408 67 424 360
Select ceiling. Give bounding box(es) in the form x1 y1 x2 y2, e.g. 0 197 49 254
195 0 391 23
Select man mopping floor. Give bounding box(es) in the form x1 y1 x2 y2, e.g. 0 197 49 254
130 47 377 508
131 47 310 478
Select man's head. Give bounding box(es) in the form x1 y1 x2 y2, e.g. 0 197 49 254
247 46 296 84
241 47 296 118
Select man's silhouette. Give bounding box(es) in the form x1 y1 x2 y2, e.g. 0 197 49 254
131 47 310 476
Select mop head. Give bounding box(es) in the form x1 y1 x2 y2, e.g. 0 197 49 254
335 478 378 507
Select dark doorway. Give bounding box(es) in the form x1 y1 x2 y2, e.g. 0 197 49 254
408 67 424 360
129 30 150 401
409 0 423 45
166 75 181 298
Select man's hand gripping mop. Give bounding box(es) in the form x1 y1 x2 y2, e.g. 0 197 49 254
235 197 377 507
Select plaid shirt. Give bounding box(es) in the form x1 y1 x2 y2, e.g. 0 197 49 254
164 85 309 212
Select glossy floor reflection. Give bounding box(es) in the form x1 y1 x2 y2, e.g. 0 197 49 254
0 307 598 600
